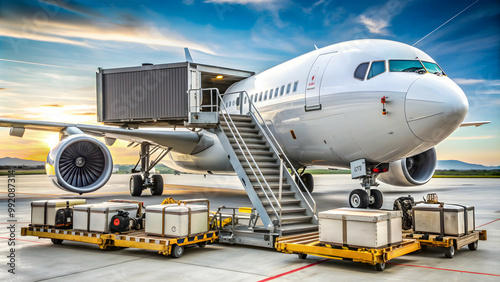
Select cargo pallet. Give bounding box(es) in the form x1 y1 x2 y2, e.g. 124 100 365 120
402 229 487 258
275 231 421 271
21 226 218 258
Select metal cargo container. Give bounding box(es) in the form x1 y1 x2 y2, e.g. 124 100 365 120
96 62 254 126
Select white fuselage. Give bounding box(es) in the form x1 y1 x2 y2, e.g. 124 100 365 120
163 39 468 174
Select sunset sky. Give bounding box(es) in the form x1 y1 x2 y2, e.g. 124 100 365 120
0 0 499 166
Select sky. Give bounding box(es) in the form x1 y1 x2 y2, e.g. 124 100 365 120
0 0 499 166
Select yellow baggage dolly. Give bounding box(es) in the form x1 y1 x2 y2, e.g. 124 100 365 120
403 229 487 258
275 232 421 271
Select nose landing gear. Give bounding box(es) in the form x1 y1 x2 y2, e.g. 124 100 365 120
348 160 386 209
129 143 171 196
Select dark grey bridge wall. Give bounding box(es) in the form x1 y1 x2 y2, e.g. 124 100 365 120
97 66 189 122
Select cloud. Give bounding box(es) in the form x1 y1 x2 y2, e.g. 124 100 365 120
0 1 215 55
41 104 63 107
453 78 500 86
358 15 390 35
476 90 500 95
205 0 278 4
0 88 6 91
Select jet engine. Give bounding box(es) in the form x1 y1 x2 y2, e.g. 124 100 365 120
378 148 437 186
46 134 113 194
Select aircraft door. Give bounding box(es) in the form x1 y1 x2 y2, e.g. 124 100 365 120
305 52 335 111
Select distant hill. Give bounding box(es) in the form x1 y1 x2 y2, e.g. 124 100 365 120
437 160 500 170
0 157 44 167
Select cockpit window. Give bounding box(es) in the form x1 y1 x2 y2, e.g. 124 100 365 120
367 61 385 79
354 62 369 80
389 60 425 72
422 61 445 75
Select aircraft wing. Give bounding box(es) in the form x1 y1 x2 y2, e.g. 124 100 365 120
0 118 202 154
459 121 491 127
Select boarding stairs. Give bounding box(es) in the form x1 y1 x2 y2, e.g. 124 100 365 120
197 90 319 237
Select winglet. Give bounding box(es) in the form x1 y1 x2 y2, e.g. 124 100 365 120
459 121 491 127
314 44 319 50
184 48 193 63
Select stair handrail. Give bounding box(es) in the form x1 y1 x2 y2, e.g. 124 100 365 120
212 89 282 224
225 90 317 218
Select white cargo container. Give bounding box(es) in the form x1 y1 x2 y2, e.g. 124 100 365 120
145 204 209 237
78 202 139 233
319 208 402 248
73 204 94 231
31 199 86 226
413 203 475 236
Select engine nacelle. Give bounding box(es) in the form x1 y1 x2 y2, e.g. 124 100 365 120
46 134 113 193
378 148 437 186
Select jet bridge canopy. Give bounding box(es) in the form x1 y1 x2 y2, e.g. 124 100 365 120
96 62 254 127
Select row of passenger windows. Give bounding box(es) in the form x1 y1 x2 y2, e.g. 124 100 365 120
224 80 299 108
354 60 445 81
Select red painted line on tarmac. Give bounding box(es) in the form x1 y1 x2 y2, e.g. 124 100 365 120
475 218 500 228
386 262 500 277
0 236 46 244
258 259 329 282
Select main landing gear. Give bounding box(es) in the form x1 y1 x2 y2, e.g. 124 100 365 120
295 169 314 193
129 143 171 197
349 174 383 209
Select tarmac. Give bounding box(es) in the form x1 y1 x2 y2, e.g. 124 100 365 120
0 173 499 281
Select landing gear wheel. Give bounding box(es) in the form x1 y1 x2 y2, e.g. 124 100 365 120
375 262 386 271
171 245 184 258
444 245 455 258
296 173 314 193
51 238 63 244
298 253 307 259
349 189 369 208
198 241 207 248
150 175 164 196
468 240 478 251
368 189 383 209
130 175 143 196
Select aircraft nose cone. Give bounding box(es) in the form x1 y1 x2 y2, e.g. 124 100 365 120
405 75 468 142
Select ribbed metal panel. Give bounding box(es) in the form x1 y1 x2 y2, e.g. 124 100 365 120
100 66 188 122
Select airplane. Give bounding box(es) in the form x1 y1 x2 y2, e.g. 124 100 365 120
0 39 489 209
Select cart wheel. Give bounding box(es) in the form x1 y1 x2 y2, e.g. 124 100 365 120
51 238 63 244
198 241 207 248
444 245 455 258
171 245 184 258
420 245 427 251
375 262 386 271
297 253 307 259
468 240 478 251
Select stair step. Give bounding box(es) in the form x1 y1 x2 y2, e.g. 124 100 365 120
238 156 275 163
261 198 301 206
265 206 306 214
228 137 266 145
230 132 262 139
222 115 252 122
220 121 255 128
244 168 279 175
253 183 291 189
232 143 269 151
221 126 259 134
249 175 286 182
242 162 279 169
257 190 295 197
279 224 319 235
235 150 273 156
271 215 313 224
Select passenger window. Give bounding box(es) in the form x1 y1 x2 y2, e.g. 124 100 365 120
286 83 291 94
254 94 258 102
280 86 285 96
250 95 253 103
244 97 247 104
264 90 268 100
259 92 263 101
354 62 369 80
236 97 240 106
269 89 273 99
367 61 385 79
275 87 279 97
293 81 298 92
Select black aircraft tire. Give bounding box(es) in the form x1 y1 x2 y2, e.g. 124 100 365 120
150 175 164 196
349 189 369 208
369 189 383 209
130 175 143 197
